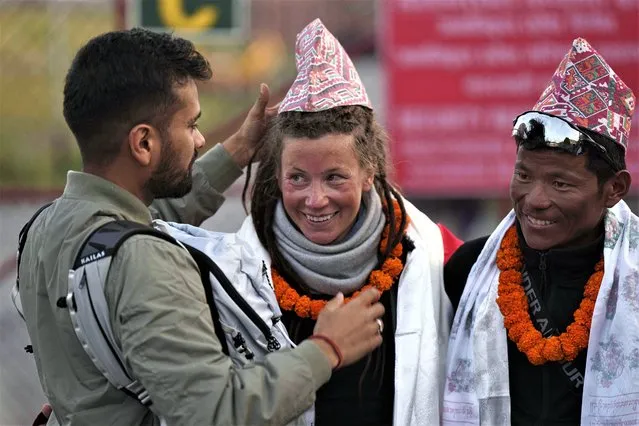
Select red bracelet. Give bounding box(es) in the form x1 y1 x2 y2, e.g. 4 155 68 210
309 334 343 370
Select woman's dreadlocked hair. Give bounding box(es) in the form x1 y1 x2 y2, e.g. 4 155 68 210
242 106 405 394
242 105 407 288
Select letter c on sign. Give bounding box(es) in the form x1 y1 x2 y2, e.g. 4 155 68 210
158 0 218 30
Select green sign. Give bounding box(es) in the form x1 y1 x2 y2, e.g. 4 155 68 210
131 0 245 37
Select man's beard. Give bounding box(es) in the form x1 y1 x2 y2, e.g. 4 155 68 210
146 141 198 199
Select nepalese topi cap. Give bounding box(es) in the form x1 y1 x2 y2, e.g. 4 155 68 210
278 18 372 113
531 38 636 150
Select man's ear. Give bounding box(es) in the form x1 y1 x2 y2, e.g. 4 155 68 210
128 124 161 167
604 170 631 208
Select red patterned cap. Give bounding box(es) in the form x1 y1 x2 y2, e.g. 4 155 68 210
278 19 372 113
532 38 635 150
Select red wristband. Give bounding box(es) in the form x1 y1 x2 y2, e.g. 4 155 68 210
309 334 343 370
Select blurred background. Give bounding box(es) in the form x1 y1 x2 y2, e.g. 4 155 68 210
0 0 637 424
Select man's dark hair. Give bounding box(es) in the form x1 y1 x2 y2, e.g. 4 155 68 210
513 119 626 185
63 28 212 166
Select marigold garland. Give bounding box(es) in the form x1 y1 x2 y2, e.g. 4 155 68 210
496 225 604 365
273 200 409 320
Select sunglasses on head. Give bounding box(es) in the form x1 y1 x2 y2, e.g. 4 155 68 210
512 111 617 168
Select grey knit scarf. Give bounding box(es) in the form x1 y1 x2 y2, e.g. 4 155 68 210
273 189 385 296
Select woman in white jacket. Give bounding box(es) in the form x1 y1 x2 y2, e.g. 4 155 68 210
240 19 457 426
163 18 459 426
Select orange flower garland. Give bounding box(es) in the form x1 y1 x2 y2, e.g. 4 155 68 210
496 225 604 365
273 200 409 320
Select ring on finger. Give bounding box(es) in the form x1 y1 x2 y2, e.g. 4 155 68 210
376 318 384 334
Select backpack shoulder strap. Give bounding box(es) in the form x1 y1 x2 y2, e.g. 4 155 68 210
16 202 53 291
71 219 177 268
13 202 54 321
182 245 231 356
182 243 281 357
65 219 178 407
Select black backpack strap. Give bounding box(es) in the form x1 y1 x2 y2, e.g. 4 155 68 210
182 245 231 356
16 202 54 291
14 202 55 323
72 220 177 268
183 243 281 356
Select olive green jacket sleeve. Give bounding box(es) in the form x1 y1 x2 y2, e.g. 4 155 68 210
149 144 243 226
107 235 332 426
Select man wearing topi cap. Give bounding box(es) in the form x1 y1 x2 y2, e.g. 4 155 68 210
442 38 638 425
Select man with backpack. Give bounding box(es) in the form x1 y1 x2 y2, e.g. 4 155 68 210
19 28 385 426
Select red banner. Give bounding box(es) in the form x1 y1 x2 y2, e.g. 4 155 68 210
382 0 639 197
